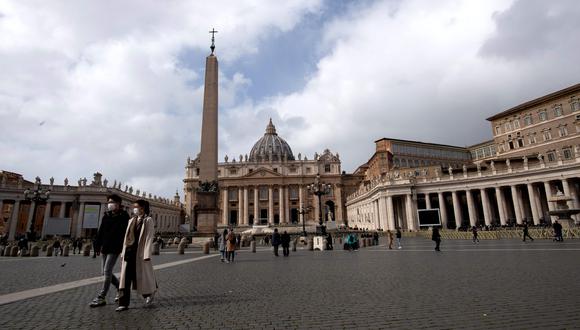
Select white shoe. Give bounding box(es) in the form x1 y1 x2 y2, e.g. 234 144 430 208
145 296 154 306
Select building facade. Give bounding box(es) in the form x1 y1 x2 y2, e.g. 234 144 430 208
0 171 184 240
184 120 362 230
347 83 580 231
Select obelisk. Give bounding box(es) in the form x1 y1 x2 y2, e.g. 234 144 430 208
195 29 220 235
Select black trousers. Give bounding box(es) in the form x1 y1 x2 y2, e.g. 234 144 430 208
118 254 150 307
282 246 289 256
434 239 441 251
273 245 279 256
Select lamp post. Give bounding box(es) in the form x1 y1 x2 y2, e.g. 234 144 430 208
298 204 310 237
307 174 332 236
23 177 51 241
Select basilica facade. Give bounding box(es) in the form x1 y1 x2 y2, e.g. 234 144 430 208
184 119 362 230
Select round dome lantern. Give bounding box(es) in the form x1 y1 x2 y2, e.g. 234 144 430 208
248 119 295 162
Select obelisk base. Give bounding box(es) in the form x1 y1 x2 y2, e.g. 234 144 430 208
195 191 218 235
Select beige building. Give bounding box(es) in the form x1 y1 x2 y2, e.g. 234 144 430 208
0 171 184 240
184 119 362 230
347 83 580 231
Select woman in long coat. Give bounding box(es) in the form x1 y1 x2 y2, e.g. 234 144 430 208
226 230 236 263
117 200 157 311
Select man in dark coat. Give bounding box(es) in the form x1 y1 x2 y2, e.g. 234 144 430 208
281 231 291 256
553 221 563 242
522 222 534 242
432 226 441 251
90 194 130 307
272 229 281 257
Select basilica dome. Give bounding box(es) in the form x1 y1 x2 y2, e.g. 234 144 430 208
248 119 295 162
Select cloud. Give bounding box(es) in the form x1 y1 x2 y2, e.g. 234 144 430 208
0 0 323 198
220 0 580 174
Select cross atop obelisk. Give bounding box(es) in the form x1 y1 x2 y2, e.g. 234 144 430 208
209 28 218 54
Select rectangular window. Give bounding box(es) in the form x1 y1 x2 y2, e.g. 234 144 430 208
543 130 552 141
553 104 563 117
259 187 268 200
229 168 237 175
495 126 501 135
539 110 548 121
273 168 278 173
289 167 297 173
306 167 311 173
324 164 331 173
571 98 580 112
504 122 511 131
563 148 573 160
513 120 520 129
547 152 556 162
289 187 298 200
524 115 533 126
228 189 238 201
559 126 568 137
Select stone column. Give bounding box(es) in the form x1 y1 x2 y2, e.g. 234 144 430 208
405 194 417 231
527 183 540 225
314 193 320 225
25 201 36 233
253 186 259 225
41 202 51 238
386 195 395 230
533 185 544 222
243 187 249 226
284 186 290 224
544 181 556 222
495 187 507 226
481 189 492 226
58 201 66 218
76 202 85 237
335 184 344 224
425 193 432 209
8 200 20 240
279 186 285 224
561 179 575 209
268 186 274 225
511 185 523 225
377 198 384 230
374 200 381 230
451 191 462 229
238 188 243 226
298 185 304 224
437 192 448 229
222 188 229 225
466 190 477 227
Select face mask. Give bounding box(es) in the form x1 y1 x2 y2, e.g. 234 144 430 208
107 203 117 211
133 208 140 215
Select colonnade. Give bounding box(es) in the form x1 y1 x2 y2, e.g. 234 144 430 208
220 184 343 226
347 177 578 231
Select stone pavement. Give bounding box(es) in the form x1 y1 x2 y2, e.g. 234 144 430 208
1 238 580 329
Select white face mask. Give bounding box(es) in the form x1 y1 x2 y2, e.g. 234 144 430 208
133 208 141 216
107 203 117 211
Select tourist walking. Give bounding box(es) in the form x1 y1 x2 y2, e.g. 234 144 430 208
90 194 130 308
219 229 227 262
396 228 402 249
116 200 157 312
281 231 291 257
553 220 563 242
387 230 394 249
522 222 534 242
432 227 441 251
272 229 281 257
226 230 236 263
471 226 479 243
326 232 333 250
52 238 62 256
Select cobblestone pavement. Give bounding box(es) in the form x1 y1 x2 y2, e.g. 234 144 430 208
1 238 580 329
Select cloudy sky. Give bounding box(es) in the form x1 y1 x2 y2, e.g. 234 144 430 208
1 0 579 200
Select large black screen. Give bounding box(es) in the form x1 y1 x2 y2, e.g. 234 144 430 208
418 209 441 227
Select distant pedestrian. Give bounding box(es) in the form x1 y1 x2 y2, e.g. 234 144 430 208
226 230 236 263
264 235 270 246
272 229 281 257
373 232 379 245
219 229 227 262
214 233 220 251
471 226 479 243
91 236 98 258
522 222 534 242
326 232 333 250
432 227 441 251
116 200 157 312
553 220 563 242
396 228 402 249
281 231 291 257
387 230 394 249
90 194 130 308
53 239 62 256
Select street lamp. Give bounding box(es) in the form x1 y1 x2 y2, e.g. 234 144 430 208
298 205 311 237
23 177 51 241
307 174 332 236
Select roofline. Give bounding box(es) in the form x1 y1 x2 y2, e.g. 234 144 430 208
467 139 495 149
486 83 580 121
374 137 468 151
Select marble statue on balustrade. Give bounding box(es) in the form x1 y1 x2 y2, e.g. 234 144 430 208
50 177 54 186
